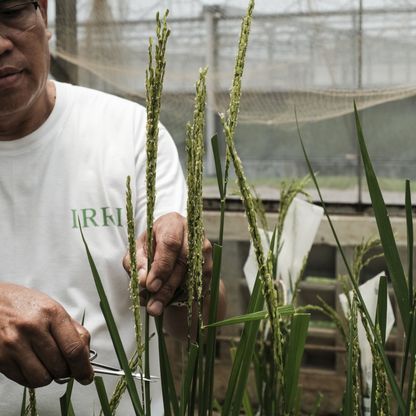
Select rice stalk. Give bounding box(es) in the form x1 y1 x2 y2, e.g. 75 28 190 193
276 176 310 241
220 0 286 407
125 177 145 406
358 306 390 415
144 11 170 415
23 389 37 416
410 357 416 415
107 351 140 415
299 299 347 344
349 297 361 416
185 67 207 329
145 10 170 263
350 238 389 414
352 237 383 283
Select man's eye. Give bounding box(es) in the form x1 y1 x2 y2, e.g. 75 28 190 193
0 7 26 19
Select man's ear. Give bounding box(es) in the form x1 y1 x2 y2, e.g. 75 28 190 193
38 0 48 23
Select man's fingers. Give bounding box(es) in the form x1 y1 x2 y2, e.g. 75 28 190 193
123 234 148 287
0 359 27 387
147 260 186 316
145 214 185 291
50 315 93 385
32 335 69 379
16 349 53 388
202 237 213 295
147 233 186 291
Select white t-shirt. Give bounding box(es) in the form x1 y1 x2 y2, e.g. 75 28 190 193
0 81 186 415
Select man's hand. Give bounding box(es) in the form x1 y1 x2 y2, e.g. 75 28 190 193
123 212 213 316
0 283 93 388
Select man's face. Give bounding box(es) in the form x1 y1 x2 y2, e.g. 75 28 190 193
0 0 50 117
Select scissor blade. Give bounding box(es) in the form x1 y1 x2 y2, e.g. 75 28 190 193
93 367 158 383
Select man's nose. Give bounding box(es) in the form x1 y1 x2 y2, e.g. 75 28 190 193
0 34 13 55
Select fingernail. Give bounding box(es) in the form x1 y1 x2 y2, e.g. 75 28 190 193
138 268 146 286
148 300 163 316
149 279 162 292
80 376 93 385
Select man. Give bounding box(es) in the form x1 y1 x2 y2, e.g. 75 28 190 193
0 1 225 414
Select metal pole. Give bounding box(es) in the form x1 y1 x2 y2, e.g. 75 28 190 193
54 0 78 84
204 6 220 176
357 0 363 206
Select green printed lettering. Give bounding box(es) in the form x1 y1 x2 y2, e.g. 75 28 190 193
71 209 78 229
82 208 98 228
116 208 123 227
102 207 116 227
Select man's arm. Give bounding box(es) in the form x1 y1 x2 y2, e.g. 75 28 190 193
0 283 93 387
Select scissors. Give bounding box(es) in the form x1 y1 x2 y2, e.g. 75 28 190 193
55 349 159 384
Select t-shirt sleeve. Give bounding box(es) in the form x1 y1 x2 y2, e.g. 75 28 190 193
133 119 187 235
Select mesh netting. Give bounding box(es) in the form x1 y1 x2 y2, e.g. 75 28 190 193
47 1 416 202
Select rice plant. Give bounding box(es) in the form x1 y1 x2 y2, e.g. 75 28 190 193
14 1 416 415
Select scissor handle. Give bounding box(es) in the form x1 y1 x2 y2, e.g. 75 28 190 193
54 349 98 384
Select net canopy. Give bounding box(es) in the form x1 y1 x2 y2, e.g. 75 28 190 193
48 1 416 204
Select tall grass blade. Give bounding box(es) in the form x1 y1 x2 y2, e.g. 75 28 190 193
230 348 254 416
20 388 26 416
354 103 410 333
211 135 224 199
179 343 199 416
371 275 387 415
283 313 310 413
221 274 264 416
202 243 223 415
155 316 178 416
59 379 75 416
94 377 112 416
60 312 81 416
297 113 405 413
406 180 413 304
79 223 143 416
224 228 278 416
376 275 388 342
205 311 267 328
205 305 294 328
400 181 416 414
343 304 355 416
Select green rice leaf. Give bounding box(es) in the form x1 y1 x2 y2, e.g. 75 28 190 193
204 310 267 328
94 377 112 416
372 275 388 414
201 243 223 415
205 305 294 329
252 350 263 406
20 388 26 416
221 274 264 416
405 315 416 415
376 275 388 342
59 379 75 416
354 103 409 334
211 135 224 199
79 222 144 416
230 348 253 416
297 113 405 413
283 313 310 413
179 343 199 416
155 316 178 416
225 228 278 416
344 308 355 416
406 180 413 305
